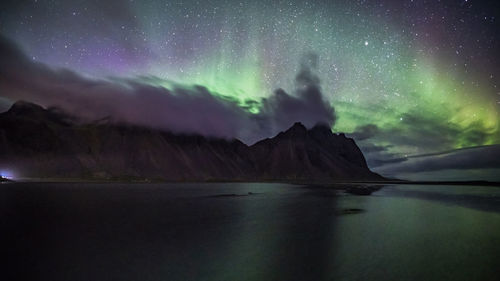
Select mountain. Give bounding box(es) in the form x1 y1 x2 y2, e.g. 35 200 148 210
0 101 383 182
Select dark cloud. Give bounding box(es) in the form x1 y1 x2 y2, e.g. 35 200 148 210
374 145 500 176
396 112 461 148
352 112 499 157
351 117 500 180
358 143 392 154
257 52 336 135
361 115 460 152
0 34 335 144
355 143 406 168
460 122 493 145
348 124 380 141
369 157 408 169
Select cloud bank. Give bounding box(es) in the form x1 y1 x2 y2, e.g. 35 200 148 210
375 145 500 173
348 118 500 181
371 145 500 181
0 34 335 144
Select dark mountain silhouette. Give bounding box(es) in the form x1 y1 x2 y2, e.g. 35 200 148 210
0 101 383 181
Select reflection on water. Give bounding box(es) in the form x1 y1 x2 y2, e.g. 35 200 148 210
375 184 500 213
1 183 500 281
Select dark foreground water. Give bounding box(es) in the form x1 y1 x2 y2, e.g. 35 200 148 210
1 183 500 281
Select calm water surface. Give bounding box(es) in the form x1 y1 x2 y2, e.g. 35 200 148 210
1 183 500 280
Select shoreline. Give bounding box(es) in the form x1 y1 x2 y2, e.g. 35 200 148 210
3 177 500 187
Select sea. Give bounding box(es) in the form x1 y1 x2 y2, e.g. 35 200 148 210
2 182 500 281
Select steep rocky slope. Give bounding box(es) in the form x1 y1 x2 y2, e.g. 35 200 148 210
0 101 383 181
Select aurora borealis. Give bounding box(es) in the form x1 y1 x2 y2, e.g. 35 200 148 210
1 0 499 180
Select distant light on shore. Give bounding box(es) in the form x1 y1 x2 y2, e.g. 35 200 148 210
0 170 14 180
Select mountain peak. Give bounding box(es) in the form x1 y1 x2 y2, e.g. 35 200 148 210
292 121 306 129
8 100 45 114
287 122 307 133
275 122 308 139
310 123 332 136
4 100 78 126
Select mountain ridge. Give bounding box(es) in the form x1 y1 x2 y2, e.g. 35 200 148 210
0 101 384 182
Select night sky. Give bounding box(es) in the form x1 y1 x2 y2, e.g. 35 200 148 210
1 0 499 181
